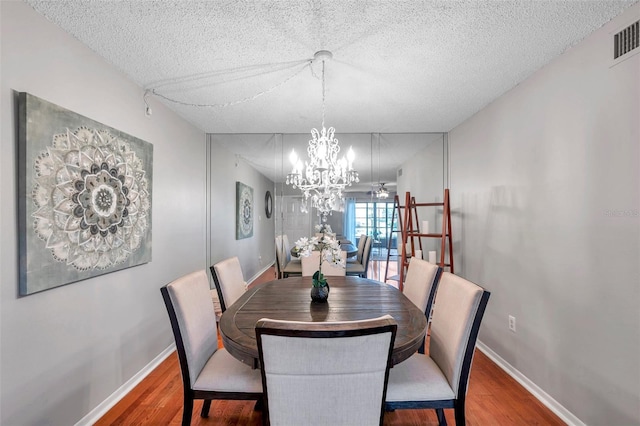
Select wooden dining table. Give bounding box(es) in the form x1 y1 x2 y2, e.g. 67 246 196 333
219 276 427 368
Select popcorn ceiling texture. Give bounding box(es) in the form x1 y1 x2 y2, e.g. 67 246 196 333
27 0 635 134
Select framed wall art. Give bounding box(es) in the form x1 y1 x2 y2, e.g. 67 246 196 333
17 92 153 296
236 181 253 240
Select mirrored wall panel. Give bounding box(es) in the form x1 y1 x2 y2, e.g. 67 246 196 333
208 132 446 281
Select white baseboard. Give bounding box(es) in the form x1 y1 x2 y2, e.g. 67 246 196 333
476 341 585 426
75 343 176 426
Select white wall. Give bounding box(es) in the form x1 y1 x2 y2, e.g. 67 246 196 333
449 4 639 425
1 3 206 425
208 135 275 280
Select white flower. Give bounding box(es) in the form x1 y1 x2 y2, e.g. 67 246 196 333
315 223 333 234
294 232 344 270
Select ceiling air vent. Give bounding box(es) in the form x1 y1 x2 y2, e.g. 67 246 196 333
614 20 639 59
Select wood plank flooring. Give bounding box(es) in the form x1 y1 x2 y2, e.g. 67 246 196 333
96 266 565 425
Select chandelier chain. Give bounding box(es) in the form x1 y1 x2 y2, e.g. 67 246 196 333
285 50 359 222
150 60 311 108
321 60 326 129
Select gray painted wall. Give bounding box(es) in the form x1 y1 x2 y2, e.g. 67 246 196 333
397 134 447 256
207 135 276 280
1 3 206 425
448 4 639 425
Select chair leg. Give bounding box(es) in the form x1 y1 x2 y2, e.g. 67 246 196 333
262 404 270 426
436 408 447 426
454 399 466 426
182 397 194 426
254 397 263 411
418 335 426 354
200 399 212 418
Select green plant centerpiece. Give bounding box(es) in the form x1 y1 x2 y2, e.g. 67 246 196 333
294 224 345 302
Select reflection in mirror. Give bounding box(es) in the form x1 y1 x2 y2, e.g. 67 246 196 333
212 132 447 282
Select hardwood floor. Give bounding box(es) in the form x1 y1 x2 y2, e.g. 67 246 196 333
96 266 565 425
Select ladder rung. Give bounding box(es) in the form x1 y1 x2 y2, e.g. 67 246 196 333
406 232 447 237
409 202 444 207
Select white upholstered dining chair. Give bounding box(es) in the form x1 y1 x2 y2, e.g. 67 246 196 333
256 315 397 426
160 270 262 426
210 256 247 312
402 257 443 353
385 272 490 426
346 235 372 278
275 235 302 278
347 234 368 263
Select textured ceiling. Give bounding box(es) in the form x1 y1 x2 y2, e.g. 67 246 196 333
26 0 635 134
26 0 636 187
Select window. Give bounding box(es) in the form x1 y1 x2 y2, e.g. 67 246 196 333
354 201 397 250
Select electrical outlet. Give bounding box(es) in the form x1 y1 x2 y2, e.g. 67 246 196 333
258 255 262 264
508 315 516 332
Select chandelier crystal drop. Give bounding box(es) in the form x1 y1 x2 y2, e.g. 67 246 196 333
286 51 359 222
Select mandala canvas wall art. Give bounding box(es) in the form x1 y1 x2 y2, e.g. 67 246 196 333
236 181 253 240
17 92 153 296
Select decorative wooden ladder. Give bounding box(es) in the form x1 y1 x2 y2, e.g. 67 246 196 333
383 195 405 284
385 189 454 291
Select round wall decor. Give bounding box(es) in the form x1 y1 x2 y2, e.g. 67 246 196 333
265 190 273 219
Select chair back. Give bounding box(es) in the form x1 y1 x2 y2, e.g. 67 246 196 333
301 251 347 277
403 257 442 317
274 235 284 268
429 272 490 397
160 270 218 388
356 234 367 262
256 315 397 426
360 236 373 276
282 234 292 263
300 251 320 276
211 256 247 312
321 250 347 276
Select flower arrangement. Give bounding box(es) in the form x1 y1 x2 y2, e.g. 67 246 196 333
294 224 345 288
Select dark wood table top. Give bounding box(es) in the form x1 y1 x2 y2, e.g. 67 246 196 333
219 276 427 368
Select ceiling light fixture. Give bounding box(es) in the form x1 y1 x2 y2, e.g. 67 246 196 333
376 183 389 199
286 50 359 222
374 133 388 199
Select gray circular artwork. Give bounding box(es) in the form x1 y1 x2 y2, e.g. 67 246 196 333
239 185 253 236
31 126 151 270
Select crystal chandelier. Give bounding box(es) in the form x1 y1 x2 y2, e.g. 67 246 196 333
286 51 359 222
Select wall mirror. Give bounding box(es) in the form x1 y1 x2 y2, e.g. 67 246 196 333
212 132 447 280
